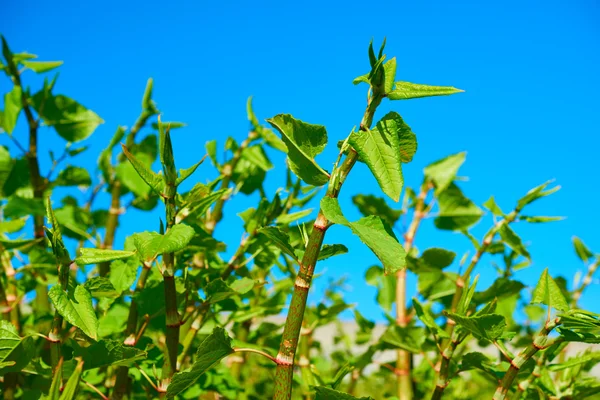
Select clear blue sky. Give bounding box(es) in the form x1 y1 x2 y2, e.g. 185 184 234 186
1 0 599 320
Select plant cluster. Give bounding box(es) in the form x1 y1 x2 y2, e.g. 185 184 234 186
1 37 599 400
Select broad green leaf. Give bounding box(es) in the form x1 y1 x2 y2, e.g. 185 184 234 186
531 268 569 312
83 277 119 298
4 196 45 218
75 248 136 266
133 224 195 261
445 312 507 341
266 114 330 186
71 339 147 369
459 352 501 377
516 180 560 211
54 166 91 187
121 144 164 195
3 85 22 134
498 224 530 260
434 183 483 231
349 112 409 201
473 278 525 304
0 217 26 234
483 196 504 216
419 248 456 269
380 325 427 353
424 152 465 194
59 359 83 400
21 60 63 73
275 209 313 225
387 81 464 100
383 57 397 93
30 94 103 142
314 386 373 400
318 244 349 261
321 197 406 274
352 194 402 227
166 327 234 398
109 258 139 293
0 321 35 375
49 285 99 340
413 298 449 338
573 236 594 263
258 226 299 262
241 145 273 172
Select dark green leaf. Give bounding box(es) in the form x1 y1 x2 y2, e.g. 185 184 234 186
445 312 507 341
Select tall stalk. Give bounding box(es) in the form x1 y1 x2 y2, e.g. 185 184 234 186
396 182 431 400
272 92 382 400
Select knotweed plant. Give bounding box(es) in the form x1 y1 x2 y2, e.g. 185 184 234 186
0 36 599 400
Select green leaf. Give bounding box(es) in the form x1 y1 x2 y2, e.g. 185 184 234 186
54 166 91 187
0 146 13 193
318 244 349 261
275 209 313 225
83 277 119 298
98 126 126 181
380 325 427 353
434 183 483 231
247 97 287 152
109 258 139 293
176 156 206 186
30 94 103 142
3 85 22 134
44 358 62 400
531 268 569 312
75 248 136 266
59 359 83 400
258 226 299 262
241 145 273 172
473 278 525 304
0 321 35 375
349 112 411 201
498 224 530 260
314 386 373 400
548 352 600 371
20 60 63 73
419 248 456 269
413 298 449 338
521 216 564 223
321 197 406 274
573 236 594 263
166 327 234 399
387 81 464 100
120 144 164 196
424 152 465 194
516 180 560 211
266 114 330 186
352 194 402 227
383 57 397 94
445 312 507 342
483 196 504 216
71 339 147 369
133 224 195 261
49 285 99 340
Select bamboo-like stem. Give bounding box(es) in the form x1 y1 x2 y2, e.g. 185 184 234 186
49 257 71 373
113 262 152 399
396 182 431 400
572 259 599 306
510 352 546 400
493 318 561 400
205 131 257 234
272 92 382 400
430 330 466 400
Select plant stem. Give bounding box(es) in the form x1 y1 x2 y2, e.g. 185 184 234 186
49 258 71 373
272 93 382 400
113 262 152 399
396 182 431 400
493 318 561 400
572 259 599 306
430 331 466 400
510 352 546 400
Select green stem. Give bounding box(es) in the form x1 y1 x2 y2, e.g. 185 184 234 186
510 352 545 400
493 319 560 400
430 331 466 400
272 93 382 400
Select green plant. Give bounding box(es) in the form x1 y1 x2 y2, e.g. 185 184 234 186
1 36 599 400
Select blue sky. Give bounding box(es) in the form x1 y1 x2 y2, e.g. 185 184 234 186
1 0 599 320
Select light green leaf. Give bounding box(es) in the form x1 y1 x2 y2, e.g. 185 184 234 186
49 285 99 340
531 268 569 312
31 94 103 142
498 224 530 260
176 156 206 186
275 208 313 225
166 327 234 399
387 81 464 100
445 312 507 342
413 298 449 338
483 196 504 216
21 60 63 73
0 321 35 375
434 183 483 231
247 97 287 152
98 126 126 181
241 145 273 172
314 386 373 400
380 325 427 353
349 112 406 201
258 226 299 262
59 359 83 400
321 197 406 274
109 258 139 293
54 166 91 187
424 152 465 194
121 144 164 195
0 146 13 193
75 248 136 266
516 180 560 211
267 114 330 186
318 244 349 261
548 352 600 371
521 216 564 223
573 236 594 263
133 224 195 261
3 85 22 134
383 57 397 94
83 277 119 298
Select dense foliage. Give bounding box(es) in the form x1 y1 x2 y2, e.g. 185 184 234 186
0 37 599 400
